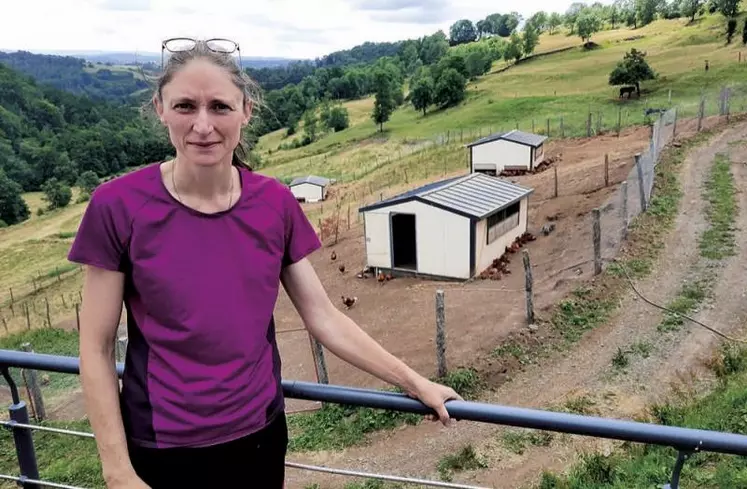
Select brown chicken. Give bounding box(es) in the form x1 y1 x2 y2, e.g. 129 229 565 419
338 264 346 273
341 295 357 309
330 251 337 261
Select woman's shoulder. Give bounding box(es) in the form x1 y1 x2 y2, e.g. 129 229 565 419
240 167 297 205
88 162 163 215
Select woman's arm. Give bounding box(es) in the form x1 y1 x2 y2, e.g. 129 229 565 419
280 258 462 424
78 265 148 488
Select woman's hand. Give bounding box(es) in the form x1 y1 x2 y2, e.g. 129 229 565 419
407 377 463 426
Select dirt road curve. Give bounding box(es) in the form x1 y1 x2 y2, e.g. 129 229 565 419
285 121 747 489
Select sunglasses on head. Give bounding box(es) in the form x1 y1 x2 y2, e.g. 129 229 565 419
160 37 243 70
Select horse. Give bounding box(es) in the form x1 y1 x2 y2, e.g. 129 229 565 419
619 86 636 98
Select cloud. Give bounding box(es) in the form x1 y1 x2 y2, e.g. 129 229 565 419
100 0 150 11
347 0 453 24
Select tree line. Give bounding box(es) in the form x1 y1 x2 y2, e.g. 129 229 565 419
0 63 172 226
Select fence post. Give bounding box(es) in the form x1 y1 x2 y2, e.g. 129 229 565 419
554 166 559 198
586 112 592 137
24 303 30 330
75 303 80 331
546 118 550 137
635 153 647 212
2 368 41 489
20 343 45 422
604 154 610 187
44 297 51 328
698 96 705 132
560 116 564 138
435 290 447 378
621 181 629 241
672 107 678 138
592 209 602 275
617 108 622 137
522 250 534 324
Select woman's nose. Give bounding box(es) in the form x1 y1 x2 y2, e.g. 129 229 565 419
192 109 213 133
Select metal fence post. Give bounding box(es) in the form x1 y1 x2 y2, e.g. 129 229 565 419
2 368 40 489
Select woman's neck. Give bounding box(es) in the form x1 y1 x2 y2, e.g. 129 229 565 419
172 156 235 199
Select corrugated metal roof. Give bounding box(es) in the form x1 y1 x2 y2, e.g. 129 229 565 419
289 175 330 187
359 173 533 219
466 129 547 148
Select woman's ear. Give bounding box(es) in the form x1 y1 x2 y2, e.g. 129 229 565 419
153 95 165 124
243 100 253 126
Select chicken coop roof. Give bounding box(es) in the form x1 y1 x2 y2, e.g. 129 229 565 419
466 129 548 149
289 175 330 187
358 173 533 220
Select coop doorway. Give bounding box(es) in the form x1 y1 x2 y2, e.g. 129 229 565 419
390 213 417 270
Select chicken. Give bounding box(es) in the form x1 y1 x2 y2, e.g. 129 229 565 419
377 272 386 283
338 264 346 273
341 295 357 309
330 251 337 261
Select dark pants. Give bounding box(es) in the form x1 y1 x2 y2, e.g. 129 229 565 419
128 413 288 488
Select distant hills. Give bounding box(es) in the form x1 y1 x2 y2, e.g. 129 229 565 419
3 49 305 69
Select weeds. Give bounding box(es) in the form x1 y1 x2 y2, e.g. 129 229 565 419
437 445 488 482
699 153 738 260
501 429 554 455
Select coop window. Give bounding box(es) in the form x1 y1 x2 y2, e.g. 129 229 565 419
486 202 520 244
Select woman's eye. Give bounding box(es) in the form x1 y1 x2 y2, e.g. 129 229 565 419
174 103 193 111
213 103 231 112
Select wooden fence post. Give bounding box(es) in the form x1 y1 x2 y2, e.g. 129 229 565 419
698 96 705 132
522 250 534 325
617 108 622 137
9 287 14 303
621 181 629 241
546 118 550 137
604 154 609 187
593 208 602 276
24 303 30 330
435 290 447 378
635 153 647 212
672 107 678 138
21 343 46 422
554 166 559 198
560 116 565 138
309 334 329 385
586 112 592 137
44 297 51 328
2 316 7 333
75 303 80 331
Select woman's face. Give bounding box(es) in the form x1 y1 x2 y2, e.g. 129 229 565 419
155 58 252 167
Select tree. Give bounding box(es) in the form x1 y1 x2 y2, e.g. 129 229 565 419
76 170 100 196
522 24 540 57
504 31 524 63
547 12 563 33
576 11 604 44
327 106 350 132
743 18 747 44
608 48 656 96
302 110 318 144
716 0 740 17
727 18 738 43
636 0 658 26
681 0 703 21
410 75 435 115
0 169 29 225
434 68 466 108
449 19 478 45
371 68 399 131
41 177 72 210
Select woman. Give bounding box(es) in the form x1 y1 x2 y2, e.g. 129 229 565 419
69 38 461 489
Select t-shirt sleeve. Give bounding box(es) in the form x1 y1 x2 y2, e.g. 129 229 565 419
282 187 322 268
67 186 129 273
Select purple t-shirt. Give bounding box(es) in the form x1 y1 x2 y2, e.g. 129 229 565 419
68 162 321 449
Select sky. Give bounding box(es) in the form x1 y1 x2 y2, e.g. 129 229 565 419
0 0 605 60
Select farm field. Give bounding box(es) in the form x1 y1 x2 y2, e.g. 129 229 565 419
3 12 747 489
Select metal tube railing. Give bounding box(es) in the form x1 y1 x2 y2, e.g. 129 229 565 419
3 349 747 489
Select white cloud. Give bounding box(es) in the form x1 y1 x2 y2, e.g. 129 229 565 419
0 0 611 59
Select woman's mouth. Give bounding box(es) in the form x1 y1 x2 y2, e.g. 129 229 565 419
189 142 220 149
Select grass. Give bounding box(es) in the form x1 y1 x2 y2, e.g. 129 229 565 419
436 444 488 482
502 429 555 455
657 149 737 333
699 153 738 260
0 328 81 394
287 367 483 453
534 344 747 488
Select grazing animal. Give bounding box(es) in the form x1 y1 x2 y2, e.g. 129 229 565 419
619 86 636 99
341 295 357 309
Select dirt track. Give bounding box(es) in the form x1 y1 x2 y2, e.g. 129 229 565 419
284 120 747 488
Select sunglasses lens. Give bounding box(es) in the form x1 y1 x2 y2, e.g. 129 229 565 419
207 39 236 53
165 39 196 52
